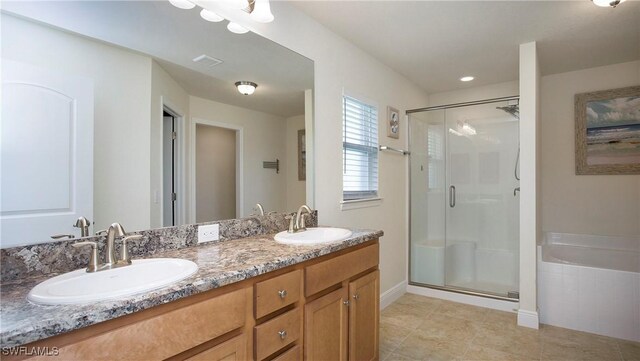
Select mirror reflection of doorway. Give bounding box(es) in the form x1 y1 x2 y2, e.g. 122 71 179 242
162 110 177 227
195 124 238 222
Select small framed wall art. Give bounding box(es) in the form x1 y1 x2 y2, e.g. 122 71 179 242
387 106 400 139
575 85 640 175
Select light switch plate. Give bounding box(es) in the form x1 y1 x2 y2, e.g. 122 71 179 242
198 224 219 243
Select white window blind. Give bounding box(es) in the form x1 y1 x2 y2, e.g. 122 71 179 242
342 95 378 201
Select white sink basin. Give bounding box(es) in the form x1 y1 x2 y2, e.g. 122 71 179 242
27 258 198 305
274 227 353 245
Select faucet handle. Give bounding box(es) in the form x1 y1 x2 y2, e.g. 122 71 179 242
51 234 75 240
95 229 107 236
72 241 99 272
285 215 295 233
120 235 142 264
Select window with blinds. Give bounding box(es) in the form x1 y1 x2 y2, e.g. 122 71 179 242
342 95 378 201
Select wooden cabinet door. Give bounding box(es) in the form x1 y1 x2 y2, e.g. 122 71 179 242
348 270 379 361
304 287 348 361
185 334 246 361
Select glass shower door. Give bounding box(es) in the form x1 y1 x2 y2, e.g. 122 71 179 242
409 109 446 287
444 101 520 297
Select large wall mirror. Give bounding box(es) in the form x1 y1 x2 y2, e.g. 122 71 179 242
0 1 314 247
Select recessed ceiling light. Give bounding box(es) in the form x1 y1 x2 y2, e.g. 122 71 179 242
460 76 475 82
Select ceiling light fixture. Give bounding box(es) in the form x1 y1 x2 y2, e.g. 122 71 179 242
235 81 257 95
168 0 275 35
460 76 475 82
168 0 195 10
200 9 224 22
592 0 626 7
227 22 249 34
250 0 274 23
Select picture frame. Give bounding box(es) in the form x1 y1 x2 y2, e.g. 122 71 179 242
298 129 306 181
575 85 640 175
387 106 400 139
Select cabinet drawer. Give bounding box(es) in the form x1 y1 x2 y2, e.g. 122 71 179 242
305 243 379 296
255 270 301 319
185 334 247 361
46 288 248 361
254 308 301 360
271 345 301 361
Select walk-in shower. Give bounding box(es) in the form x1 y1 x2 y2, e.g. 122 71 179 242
408 96 520 300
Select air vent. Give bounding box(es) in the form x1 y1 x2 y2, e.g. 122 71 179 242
192 55 223 67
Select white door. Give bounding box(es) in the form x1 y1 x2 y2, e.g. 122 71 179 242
1 60 94 247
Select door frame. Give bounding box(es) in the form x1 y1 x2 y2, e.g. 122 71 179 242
161 97 186 227
190 117 244 222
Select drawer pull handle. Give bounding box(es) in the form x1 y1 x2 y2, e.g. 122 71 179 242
353 293 360 301
278 289 287 299
278 330 287 340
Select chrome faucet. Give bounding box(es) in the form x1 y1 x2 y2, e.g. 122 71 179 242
287 205 313 233
73 216 91 237
253 203 265 216
73 222 141 272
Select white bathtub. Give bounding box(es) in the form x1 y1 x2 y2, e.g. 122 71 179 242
538 232 640 342
542 232 639 273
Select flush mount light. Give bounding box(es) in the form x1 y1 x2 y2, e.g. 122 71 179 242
200 9 224 22
592 0 626 7
235 81 257 95
227 22 249 34
460 76 475 82
168 0 195 9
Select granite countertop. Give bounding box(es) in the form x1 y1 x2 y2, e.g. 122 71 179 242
0 228 383 348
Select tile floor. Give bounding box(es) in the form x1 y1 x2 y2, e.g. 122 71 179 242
380 293 640 361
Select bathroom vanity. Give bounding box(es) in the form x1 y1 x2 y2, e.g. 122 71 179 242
0 225 381 361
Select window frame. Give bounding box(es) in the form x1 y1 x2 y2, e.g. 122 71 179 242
341 92 379 202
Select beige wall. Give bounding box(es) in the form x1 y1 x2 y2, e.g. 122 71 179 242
195 124 237 222
150 61 190 228
429 60 640 240
541 61 640 237
2 14 152 233
189 96 289 217
285 115 306 212
429 81 519 106
248 3 430 294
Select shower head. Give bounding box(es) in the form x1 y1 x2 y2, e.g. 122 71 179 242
497 104 519 119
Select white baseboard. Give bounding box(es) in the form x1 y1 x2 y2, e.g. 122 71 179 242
517 309 540 329
380 280 407 310
406 285 518 313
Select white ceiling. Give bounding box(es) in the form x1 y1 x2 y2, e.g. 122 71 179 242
292 0 640 94
2 1 313 117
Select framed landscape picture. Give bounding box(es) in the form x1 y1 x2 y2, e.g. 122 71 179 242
575 85 640 175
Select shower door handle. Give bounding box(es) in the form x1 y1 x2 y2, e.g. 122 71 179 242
449 185 456 208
